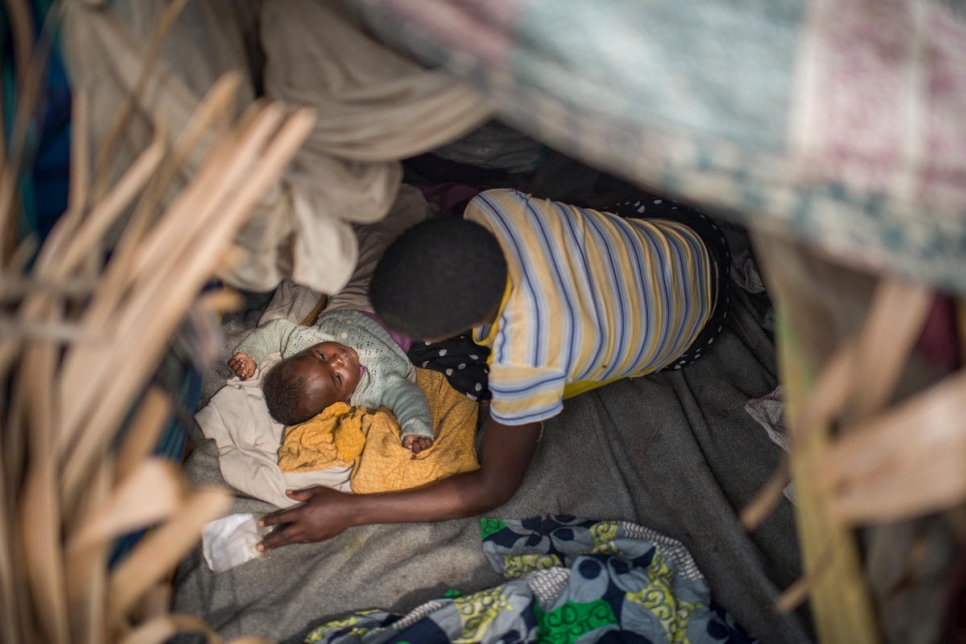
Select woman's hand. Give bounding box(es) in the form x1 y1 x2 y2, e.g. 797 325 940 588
257 486 356 551
228 353 256 379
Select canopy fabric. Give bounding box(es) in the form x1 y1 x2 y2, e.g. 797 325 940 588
348 0 966 296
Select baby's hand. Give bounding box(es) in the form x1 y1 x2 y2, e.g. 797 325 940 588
402 434 433 458
229 353 256 380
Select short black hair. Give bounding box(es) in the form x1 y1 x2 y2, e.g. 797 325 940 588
370 217 508 340
262 360 315 426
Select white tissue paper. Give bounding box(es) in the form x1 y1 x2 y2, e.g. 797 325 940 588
202 512 270 573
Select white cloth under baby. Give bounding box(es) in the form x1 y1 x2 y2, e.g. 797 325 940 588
195 353 353 508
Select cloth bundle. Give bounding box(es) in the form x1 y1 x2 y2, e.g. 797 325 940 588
197 363 480 506
61 0 491 296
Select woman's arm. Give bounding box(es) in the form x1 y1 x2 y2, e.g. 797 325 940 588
257 417 540 550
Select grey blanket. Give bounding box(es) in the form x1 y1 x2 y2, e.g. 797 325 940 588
173 286 812 644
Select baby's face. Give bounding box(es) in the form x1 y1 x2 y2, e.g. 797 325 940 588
288 342 363 415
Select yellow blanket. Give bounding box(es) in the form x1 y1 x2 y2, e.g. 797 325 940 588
278 368 480 493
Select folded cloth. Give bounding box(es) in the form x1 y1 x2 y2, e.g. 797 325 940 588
195 353 353 509
278 368 480 493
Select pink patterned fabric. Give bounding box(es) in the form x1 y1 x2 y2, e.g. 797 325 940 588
794 0 966 211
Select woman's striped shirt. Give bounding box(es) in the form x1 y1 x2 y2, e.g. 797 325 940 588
467 189 713 426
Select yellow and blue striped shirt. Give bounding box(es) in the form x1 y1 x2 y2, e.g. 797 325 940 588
467 189 713 425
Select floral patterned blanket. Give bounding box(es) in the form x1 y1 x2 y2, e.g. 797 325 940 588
300 516 756 644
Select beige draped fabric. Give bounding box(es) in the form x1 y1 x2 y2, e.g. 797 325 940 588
61 0 492 294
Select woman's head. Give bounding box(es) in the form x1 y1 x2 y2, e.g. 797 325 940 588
262 342 362 426
369 217 508 341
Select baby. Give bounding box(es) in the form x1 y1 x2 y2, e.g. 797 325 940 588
229 309 433 455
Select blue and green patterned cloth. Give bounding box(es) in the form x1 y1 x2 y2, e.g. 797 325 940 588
301 515 754 644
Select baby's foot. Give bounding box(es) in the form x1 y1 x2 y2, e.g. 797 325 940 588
402 435 433 458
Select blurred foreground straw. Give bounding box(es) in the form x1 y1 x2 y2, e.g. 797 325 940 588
0 3 313 641
750 231 966 643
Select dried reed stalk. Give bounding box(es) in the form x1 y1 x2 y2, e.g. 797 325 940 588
21 320 70 643
0 416 19 644
0 0 57 263
113 388 172 484
775 314 880 643
66 458 113 644
55 75 241 361
59 107 314 509
752 226 966 642
752 233 880 642
1 17 315 640
2 0 33 92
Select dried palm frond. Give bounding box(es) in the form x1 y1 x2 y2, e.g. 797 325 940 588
0 2 311 642
751 230 966 643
